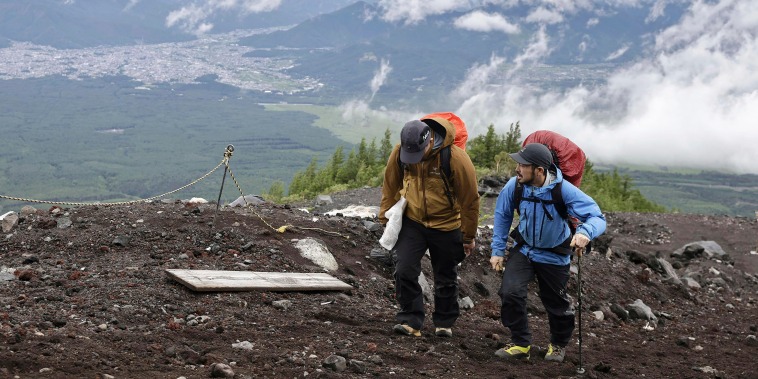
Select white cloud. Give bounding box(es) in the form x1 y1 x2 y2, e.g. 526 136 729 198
454 11 520 34
586 17 600 27
511 25 552 72
166 0 282 35
453 55 506 101
377 0 471 23
525 6 564 24
370 59 393 102
376 0 669 27
123 0 140 11
452 0 758 174
338 99 416 132
646 0 670 22
605 44 630 60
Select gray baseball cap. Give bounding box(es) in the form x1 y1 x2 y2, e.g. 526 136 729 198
509 143 553 169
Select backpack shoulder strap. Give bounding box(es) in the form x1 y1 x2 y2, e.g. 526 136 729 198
439 145 454 209
513 182 524 215
551 181 568 220
440 145 451 179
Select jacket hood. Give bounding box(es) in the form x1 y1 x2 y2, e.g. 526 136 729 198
530 167 565 195
420 117 456 152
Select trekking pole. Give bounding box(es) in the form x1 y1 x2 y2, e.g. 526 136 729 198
576 250 585 375
212 145 234 230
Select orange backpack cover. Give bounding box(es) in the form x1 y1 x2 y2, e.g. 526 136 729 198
421 112 468 151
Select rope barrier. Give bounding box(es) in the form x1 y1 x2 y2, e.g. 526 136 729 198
1 145 351 239
0 159 226 206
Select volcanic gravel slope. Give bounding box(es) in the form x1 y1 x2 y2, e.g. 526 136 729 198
1 187 757 379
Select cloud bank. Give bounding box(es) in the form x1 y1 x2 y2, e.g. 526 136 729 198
166 0 282 35
449 0 758 174
454 11 520 34
377 0 671 25
368 0 757 174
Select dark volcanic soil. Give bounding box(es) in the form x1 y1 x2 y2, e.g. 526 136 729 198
1 187 757 379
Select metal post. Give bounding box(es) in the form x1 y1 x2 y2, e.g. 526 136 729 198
576 252 585 375
212 145 234 229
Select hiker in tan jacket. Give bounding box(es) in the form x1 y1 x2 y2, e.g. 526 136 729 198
379 116 479 338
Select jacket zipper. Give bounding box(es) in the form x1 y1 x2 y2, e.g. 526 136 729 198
421 160 429 225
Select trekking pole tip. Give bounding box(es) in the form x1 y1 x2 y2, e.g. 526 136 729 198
576 367 585 375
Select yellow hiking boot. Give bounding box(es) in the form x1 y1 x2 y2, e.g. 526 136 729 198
544 343 566 362
393 324 421 337
494 344 531 360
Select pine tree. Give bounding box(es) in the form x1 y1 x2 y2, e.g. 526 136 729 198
379 128 393 164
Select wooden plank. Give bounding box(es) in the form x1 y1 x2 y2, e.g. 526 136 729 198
165 269 353 292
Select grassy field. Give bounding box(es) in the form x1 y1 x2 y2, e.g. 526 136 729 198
1 76 756 217
262 103 402 145
0 76 345 210
597 166 758 217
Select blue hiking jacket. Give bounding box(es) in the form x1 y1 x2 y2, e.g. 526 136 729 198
490 168 606 266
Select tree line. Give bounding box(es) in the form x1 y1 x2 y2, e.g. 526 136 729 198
263 122 665 213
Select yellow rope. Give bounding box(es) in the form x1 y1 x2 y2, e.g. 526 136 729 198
1 144 352 240
225 161 349 239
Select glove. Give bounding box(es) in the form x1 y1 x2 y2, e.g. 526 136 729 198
570 233 590 257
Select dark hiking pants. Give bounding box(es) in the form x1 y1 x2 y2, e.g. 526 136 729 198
499 251 574 347
392 217 466 330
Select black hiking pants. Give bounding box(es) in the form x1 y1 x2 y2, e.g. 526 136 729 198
392 217 466 330
499 251 574 347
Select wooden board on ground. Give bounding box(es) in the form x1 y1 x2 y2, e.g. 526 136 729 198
165 269 353 292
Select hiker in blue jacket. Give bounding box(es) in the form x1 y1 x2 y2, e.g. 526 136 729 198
490 143 606 362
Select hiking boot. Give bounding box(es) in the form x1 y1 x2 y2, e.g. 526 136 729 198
435 328 453 338
393 324 421 337
544 343 565 362
494 344 531 360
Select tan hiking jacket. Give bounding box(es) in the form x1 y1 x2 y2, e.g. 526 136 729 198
379 117 480 243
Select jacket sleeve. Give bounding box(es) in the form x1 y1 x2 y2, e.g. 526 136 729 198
451 147 480 243
491 177 517 257
561 181 607 240
379 145 403 224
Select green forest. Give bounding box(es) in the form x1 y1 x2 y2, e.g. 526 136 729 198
275 123 665 214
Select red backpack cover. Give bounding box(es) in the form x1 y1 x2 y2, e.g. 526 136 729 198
421 112 468 151
523 130 586 187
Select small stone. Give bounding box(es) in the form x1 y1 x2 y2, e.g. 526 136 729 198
210 362 235 378
322 355 347 372
272 300 292 311
232 341 255 351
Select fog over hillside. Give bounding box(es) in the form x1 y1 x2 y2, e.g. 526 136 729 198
362 0 758 176
0 0 756 178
